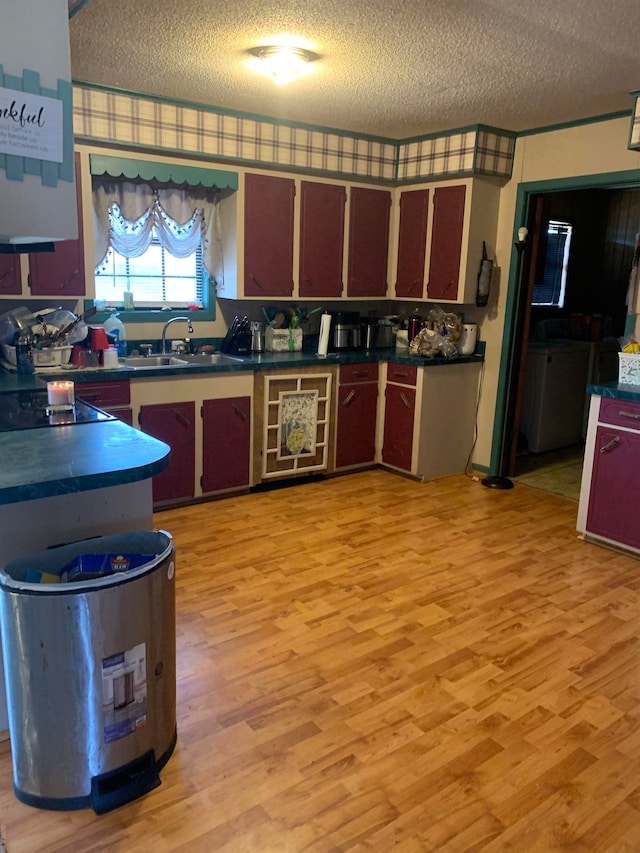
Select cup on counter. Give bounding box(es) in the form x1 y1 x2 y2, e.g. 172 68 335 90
395 330 409 349
47 381 75 412
102 347 119 369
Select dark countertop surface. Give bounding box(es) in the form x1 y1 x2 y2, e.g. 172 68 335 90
0 417 170 506
587 381 640 403
0 346 483 386
0 348 481 505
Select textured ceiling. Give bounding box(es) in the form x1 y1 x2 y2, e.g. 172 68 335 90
69 0 640 140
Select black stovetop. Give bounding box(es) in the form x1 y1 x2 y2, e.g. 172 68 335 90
0 389 116 433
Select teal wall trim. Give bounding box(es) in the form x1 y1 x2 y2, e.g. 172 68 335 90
488 167 640 476
517 110 632 138
89 153 238 189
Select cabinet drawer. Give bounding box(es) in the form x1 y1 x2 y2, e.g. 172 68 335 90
598 397 640 431
387 363 417 386
339 362 379 384
76 380 131 408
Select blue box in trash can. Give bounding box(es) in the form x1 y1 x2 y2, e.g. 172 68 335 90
60 553 156 582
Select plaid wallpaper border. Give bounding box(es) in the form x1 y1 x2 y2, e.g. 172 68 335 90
73 86 397 180
73 85 516 182
397 126 516 182
629 94 640 149
474 128 517 176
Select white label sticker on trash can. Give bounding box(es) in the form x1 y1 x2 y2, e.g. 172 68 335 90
101 643 147 743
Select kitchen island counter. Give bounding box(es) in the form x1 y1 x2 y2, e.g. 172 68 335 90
0 418 169 505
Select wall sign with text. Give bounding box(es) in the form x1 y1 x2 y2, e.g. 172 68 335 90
0 67 73 186
0 87 63 162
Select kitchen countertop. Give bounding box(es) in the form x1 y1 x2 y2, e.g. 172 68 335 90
0 348 481 505
0 415 170 506
587 381 640 403
0 347 483 386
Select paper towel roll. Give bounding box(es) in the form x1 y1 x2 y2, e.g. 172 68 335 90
317 313 332 357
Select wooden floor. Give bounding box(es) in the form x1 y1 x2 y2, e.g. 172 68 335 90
1 470 640 852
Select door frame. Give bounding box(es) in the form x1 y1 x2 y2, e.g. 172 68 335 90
488 167 640 478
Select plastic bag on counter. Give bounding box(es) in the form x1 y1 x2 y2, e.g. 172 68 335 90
409 328 459 359
408 305 462 358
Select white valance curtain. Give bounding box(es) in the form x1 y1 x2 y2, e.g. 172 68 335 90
92 180 224 283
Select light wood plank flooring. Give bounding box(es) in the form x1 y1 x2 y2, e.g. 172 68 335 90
1 470 639 852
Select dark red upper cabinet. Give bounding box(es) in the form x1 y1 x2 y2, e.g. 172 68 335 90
244 173 295 297
426 184 466 301
347 186 391 297
0 255 21 295
29 152 85 297
299 181 346 298
395 189 430 298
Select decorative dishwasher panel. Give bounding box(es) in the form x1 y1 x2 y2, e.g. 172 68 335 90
262 373 332 479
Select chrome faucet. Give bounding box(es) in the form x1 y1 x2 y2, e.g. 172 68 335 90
161 316 194 354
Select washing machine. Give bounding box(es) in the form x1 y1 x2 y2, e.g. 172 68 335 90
520 340 591 453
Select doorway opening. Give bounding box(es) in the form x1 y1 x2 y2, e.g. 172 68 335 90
494 176 640 501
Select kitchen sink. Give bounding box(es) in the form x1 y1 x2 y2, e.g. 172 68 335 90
178 353 246 365
119 355 191 369
119 353 246 370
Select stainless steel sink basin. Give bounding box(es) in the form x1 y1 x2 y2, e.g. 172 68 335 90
119 355 191 369
119 353 246 370
178 353 246 365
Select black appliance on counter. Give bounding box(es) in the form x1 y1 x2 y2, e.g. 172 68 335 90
331 312 361 350
0 389 115 432
360 318 394 350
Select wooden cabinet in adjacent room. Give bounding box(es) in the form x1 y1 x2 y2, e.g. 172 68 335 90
201 396 251 493
139 401 195 504
335 362 379 469
299 180 346 298
347 186 391 297
244 172 295 297
28 153 86 297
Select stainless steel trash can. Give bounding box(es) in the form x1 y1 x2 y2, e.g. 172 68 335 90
0 530 176 814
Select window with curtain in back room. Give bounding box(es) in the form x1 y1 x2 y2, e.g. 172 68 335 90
532 219 573 307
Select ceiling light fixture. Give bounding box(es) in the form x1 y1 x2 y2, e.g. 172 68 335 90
248 46 319 86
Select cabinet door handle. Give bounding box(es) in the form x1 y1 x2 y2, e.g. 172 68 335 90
174 409 191 428
394 371 408 378
600 436 620 453
342 390 356 407
408 279 420 293
60 269 78 289
400 392 412 409
619 410 640 420
0 267 14 282
304 276 313 289
232 403 247 421
353 370 367 377
249 273 263 290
